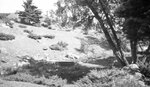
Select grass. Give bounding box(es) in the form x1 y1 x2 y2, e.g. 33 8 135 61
0 57 91 85
23 30 32 34
2 73 67 87
0 57 148 87
28 34 42 40
0 33 15 41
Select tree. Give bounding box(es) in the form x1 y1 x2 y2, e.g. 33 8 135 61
18 0 42 25
74 0 129 66
115 0 150 63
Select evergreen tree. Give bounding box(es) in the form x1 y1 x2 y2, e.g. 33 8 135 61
115 0 150 63
18 0 42 25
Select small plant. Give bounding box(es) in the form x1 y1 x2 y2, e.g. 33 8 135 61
50 41 68 51
74 69 146 87
18 25 27 28
57 41 68 48
23 30 32 34
0 33 15 41
28 34 42 40
43 17 51 26
42 35 55 39
2 73 67 87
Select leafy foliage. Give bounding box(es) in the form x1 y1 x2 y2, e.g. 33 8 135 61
0 33 15 41
18 0 42 25
74 69 146 87
115 0 150 63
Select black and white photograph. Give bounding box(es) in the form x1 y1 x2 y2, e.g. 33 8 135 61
0 0 149 87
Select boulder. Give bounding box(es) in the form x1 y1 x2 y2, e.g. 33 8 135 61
134 72 142 80
65 53 80 59
129 64 139 71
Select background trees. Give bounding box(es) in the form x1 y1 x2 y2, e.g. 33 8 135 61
18 0 42 25
54 0 150 66
115 0 150 64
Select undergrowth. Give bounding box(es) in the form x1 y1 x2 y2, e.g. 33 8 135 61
0 56 149 87
0 33 15 41
50 41 68 51
74 69 146 87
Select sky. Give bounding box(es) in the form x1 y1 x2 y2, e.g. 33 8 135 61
0 0 58 14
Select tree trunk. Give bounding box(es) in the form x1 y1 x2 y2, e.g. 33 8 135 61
130 40 137 63
86 1 127 66
98 0 129 65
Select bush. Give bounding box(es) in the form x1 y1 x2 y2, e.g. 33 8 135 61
23 30 32 34
28 34 42 40
2 73 66 87
18 25 27 28
74 69 146 87
42 35 55 39
50 41 68 51
43 17 51 26
1 57 90 84
0 33 15 41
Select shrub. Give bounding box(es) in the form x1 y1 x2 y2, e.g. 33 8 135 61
42 35 55 39
18 25 27 28
57 41 68 48
2 73 67 87
23 30 32 34
43 17 51 26
74 69 146 87
137 59 150 85
28 34 42 40
0 33 15 41
50 41 68 51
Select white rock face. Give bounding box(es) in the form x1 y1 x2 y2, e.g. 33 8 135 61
65 52 80 59
134 72 142 80
0 47 8 54
129 64 139 71
0 23 10 28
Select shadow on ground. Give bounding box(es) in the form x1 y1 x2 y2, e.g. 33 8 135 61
1 57 93 83
75 36 111 53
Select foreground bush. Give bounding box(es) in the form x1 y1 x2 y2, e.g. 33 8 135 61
74 69 146 87
0 33 15 41
2 73 66 87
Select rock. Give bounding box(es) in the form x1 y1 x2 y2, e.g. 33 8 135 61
49 44 64 51
129 64 139 71
65 53 80 59
0 48 8 54
43 47 48 50
16 61 29 67
0 23 10 28
138 81 145 87
134 72 142 80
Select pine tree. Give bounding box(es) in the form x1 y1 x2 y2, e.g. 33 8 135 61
18 0 42 25
115 0 150 63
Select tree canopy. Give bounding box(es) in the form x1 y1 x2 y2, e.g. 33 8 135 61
18 0 42 25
